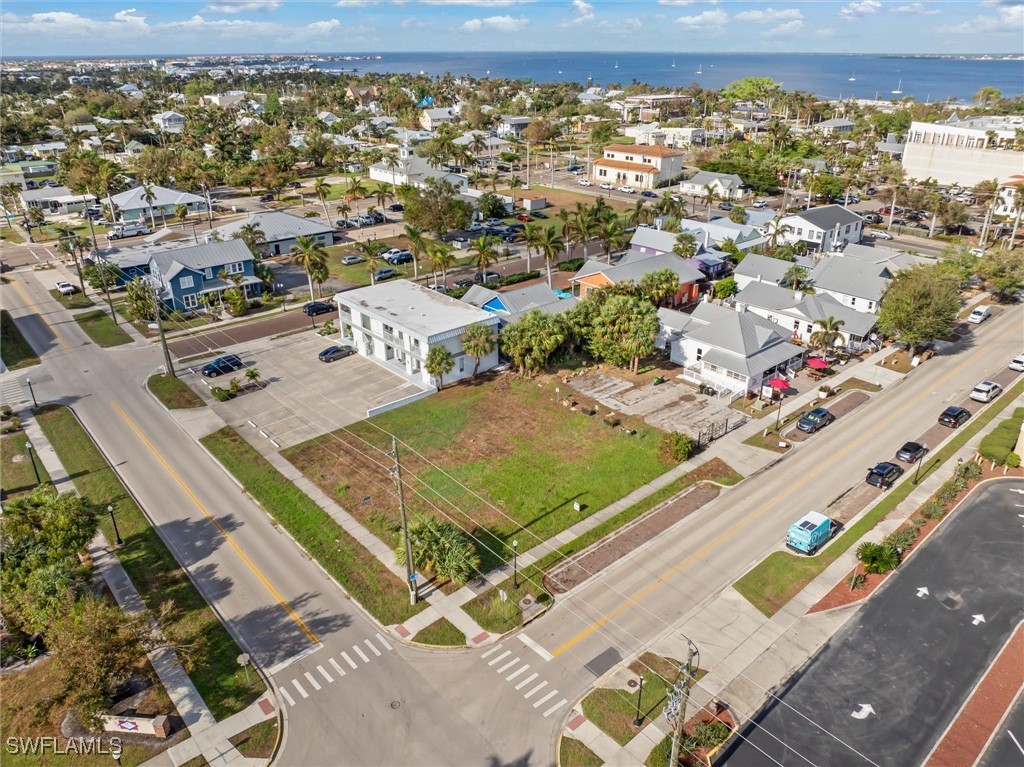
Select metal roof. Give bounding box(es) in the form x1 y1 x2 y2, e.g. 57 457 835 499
105 184 204 209
211 211 334 243
783 204 863 231
150 239 253 281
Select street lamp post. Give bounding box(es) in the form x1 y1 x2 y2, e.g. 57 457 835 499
26 378 38 408
913 445 928 485
774 391 785 433
25 440 41 485
957 457 964 478
633 674 645 727
512 539 519 590
107 504 124 546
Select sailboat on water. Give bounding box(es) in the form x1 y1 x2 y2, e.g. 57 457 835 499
891 79 903 95
695 63 703 75
671 59 676 68
848 72 856 82
614 61 618 69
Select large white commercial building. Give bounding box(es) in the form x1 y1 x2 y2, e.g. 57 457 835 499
901 116 1024 186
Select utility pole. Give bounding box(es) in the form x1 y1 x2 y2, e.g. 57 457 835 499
666 640 698 767
391 436 418 605
151 281 175 378
525 141 531 188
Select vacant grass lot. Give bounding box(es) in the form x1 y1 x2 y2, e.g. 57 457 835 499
734 376 1024 616
0 310 39 369
1 432 52 499
201 426 426 625
284 377 670 575
148 373 205 409
36 406 263 719
581 653 685 745
412 617 466 646
74 309 132 347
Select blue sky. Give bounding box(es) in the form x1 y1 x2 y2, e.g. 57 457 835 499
2 1 1022 57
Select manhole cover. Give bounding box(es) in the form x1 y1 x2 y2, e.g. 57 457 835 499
627 679 638 689
939 593 963 610
390 701 401 709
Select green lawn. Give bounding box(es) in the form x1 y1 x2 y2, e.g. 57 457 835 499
147 373 205 409
0 432 51 500
35 406 265 719
412 617 466 646
74 309 133 347
201 426 427 625
734 376 1024 616
581 653 684 745
559 738 603 767
1 226 25 244
228 718 279 759
49 287 94 310
0 310 39 370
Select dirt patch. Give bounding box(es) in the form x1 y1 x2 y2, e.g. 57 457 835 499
786 391 870 443
545 483 720 593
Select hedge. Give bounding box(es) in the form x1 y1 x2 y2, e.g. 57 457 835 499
979 407 1024 465
499 270 540 287
558 258 585 272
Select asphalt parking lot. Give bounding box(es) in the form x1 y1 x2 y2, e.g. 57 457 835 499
716 478 1024 767
191 329 427 448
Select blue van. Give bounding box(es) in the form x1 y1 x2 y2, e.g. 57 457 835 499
786 511 840 555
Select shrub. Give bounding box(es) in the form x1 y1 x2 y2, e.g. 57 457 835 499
211 386 231 402
1007 453 1021 468
499 270 540 287
847 572 867 590
920 499 947 520
882 526 920 552
691 721 730 749
447 286 470 300
935 479 962 504
856 541 900 574
0 404 13 420
661 432 696 462
558 258 585 272
979 407 1024 465
228 377 242 396
959 460 983 479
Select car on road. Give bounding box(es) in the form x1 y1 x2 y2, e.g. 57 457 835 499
717 201 734 211
341 255 365 265
287 181 302 189
896 441 928 463
967 305 990 324
870 230 894 240
258 194 274 202
938 405 972 428
970 380 1002 403
864 213 883 224
752 199 768 209
618 186 636 194
386 252 413 265
484 217 504 227
387 203 404 212
55 280 77 295
600 182 615 190
373 267 398 281
796 407 834 434
201 354 243 378
454 277 474 288
474 270 500 284
302 301 334 316
578 179 592 186
318 345 355 363
641 190 658 198
865 462 904 489
531 211 548 219
566 165 583 173
1010 355 1024 372
516 213 532 221
358 215 374 226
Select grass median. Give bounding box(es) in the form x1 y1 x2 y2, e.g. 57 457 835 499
147 373 205 409
1 432 52 500
0 310 39 370
74 309 133 347
200 426 427 625
36 406 264 719
734 377 1024 617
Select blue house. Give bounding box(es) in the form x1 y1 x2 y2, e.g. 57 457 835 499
148 239 260 312
460 283 577 328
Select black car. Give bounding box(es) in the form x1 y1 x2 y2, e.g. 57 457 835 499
531 211 548 219
371 211 386 224
386 252 413 265
866 187 877 196
641 190 658 198
287 181 302 189
496 164 511 172
796 407 834 434
483 227 505 236
896 441 928 463
302 301 334 316
388 203 404 212
566 165 583 173
938 406 972 428
258 194 274 202
318 345 355 363
866 462 904 489
373 268 398 281
454 277 474 288
201 354 243 378
946 224 976 236
474 270 500 284
505 223 525 232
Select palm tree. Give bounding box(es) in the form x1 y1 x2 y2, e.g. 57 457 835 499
0 182 23 221
356 239 388 284
313 177 332 221
375 186 393 212
538 228 565 287
234 222 267 257
763 219 793 255
290 235 328 301
674 231 698 258
701 184 717 221
574 211 599 260
809 315 845 352
523 223 544 272
468 236 499 274
404 223 426 280
461 322 496 378
428 242 456 285
599 221 626 263
140 184 158 230
488 171 501 193
470 133 488 159
507 175 522 206
557 208 575 262
174 204 189 228
425 345 455 391
1009 185 1024 250
626 199 648 228
782 263 808 290
346 178 367 214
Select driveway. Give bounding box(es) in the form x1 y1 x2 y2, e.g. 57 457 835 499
189 330 427 448
716 478 1024 767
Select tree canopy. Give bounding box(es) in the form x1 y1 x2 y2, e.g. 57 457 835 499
876 265 961 351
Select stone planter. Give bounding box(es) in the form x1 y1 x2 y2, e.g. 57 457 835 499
818 387 833 399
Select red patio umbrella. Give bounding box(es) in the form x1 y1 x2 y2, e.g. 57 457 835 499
768 377 789 390
806 358 829 370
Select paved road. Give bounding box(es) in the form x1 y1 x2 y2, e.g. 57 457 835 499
167 310 314 359
716 478 1024 766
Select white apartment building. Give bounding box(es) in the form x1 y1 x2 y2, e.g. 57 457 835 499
901 116 1024 186
591 144 685 190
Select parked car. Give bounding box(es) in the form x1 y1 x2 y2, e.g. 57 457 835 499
864 213 883 224
468 222 483 232
426 284 449 293
54 280 77 295
870 230 894 240
258 194 274 202
752 199 768 209
474 270 500 284
287 181 302 189
454 277 474 288
796 407 834 434
969 248 986 257
599 182 614 190
382 248 405 260
346 217 361 228
866 187 877 196
516 213 532 221
373 267 398 281
641 190 658 198
358 215 374 226
302 301 334 316
786 511 841 555
566 165 583 173
388 203 404 212
318 345 355 363
938 406 972 428
865 462 904 490
531 211 548 219
946 224 976 236
386 252 413 265
970 380 1002 403
1010 355 1024 372
717 201 734 211
201 354 243 378
484 217 504 227
496 164 511 172
341 255 365 265
578 179 593 187
505 223 525 232
967 305 990 324
335 219 350 229
618 186 636 194
896 441 928 463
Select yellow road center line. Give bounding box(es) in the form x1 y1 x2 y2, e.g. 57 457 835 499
552 319 1022 657
7 275 72 350
112 400 319 645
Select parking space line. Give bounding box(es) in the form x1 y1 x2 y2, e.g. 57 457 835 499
329 657 346 677
303 671 321 691
292 679 309 698
353 645 370 663
515 672 539 690
341 652 357 670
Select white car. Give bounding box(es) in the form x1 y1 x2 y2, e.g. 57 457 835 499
870 230 894 240
381 248 405 260
967 305 991 324
577 178 592 187
599 182 614 190
618 186 636 194
752 199 768 209
1009 355 1024 372
969 248 986 257
467 222 483 232
970 380 1003 403
55 280 77 295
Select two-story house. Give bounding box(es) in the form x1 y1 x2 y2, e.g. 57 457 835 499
210 211 336 257
808 256 891 313
336 280 500 389
570 251 704 304
421 108 457 131
678 170 746 201
152 111 186 133
147 239 260 313
591 144 685 191
496 116 533 139
779 205 863 252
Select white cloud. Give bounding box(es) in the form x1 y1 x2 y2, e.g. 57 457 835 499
203 0 281 12
659 0 716 5
421 0 528 5
460 14 528 32
306 19 341 33
335 0 378 6
598 16 640 31
839 0 881 19
735 7 802 23
936 2 1023 33
762 19 803 36
674 8 728 32
890 2 940 13
561 0 594 26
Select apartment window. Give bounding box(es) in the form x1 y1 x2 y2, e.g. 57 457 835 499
850 297 857 307
226 262 244 275
695 347 703 362
844 225 851 234
796 228 803 237
182 293 198 309
205 268 213 279
625 155 634 162
806 323 814 334
179 275 194 289
635 174 643 183
867 301 874 312
599 169 607 178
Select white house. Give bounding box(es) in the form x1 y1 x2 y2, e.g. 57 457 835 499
20 185 96 214
812 118 855 137
335 280 501 389
779 205 863 252
317 111 341 126
421 108 457 131
995 174 1024 218
678 171 747 201
104 185 207 223
732 254 796 291
209 211 336 257
369 144 467 190
591 144 685 190
901 115 1024 186
453 131 510 155
496 116 533 139
808 255 892 313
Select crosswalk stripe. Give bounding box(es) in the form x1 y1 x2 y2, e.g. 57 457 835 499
317 665 333 683
488 650 512 667
329 658 347 677
375 633 393 651
497 657 520 673
533 690 557 708
280 687 295 706
515 672 538 690
543 699 568 718
304 672 321 691
523 681 547 699
364 639 382 657
342 652 357 669
506 664 530 681
480 643 503 659
292 679 309 699
353 645 370 663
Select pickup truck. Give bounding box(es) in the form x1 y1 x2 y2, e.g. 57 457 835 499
785 511 841 555
55 280 77 295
